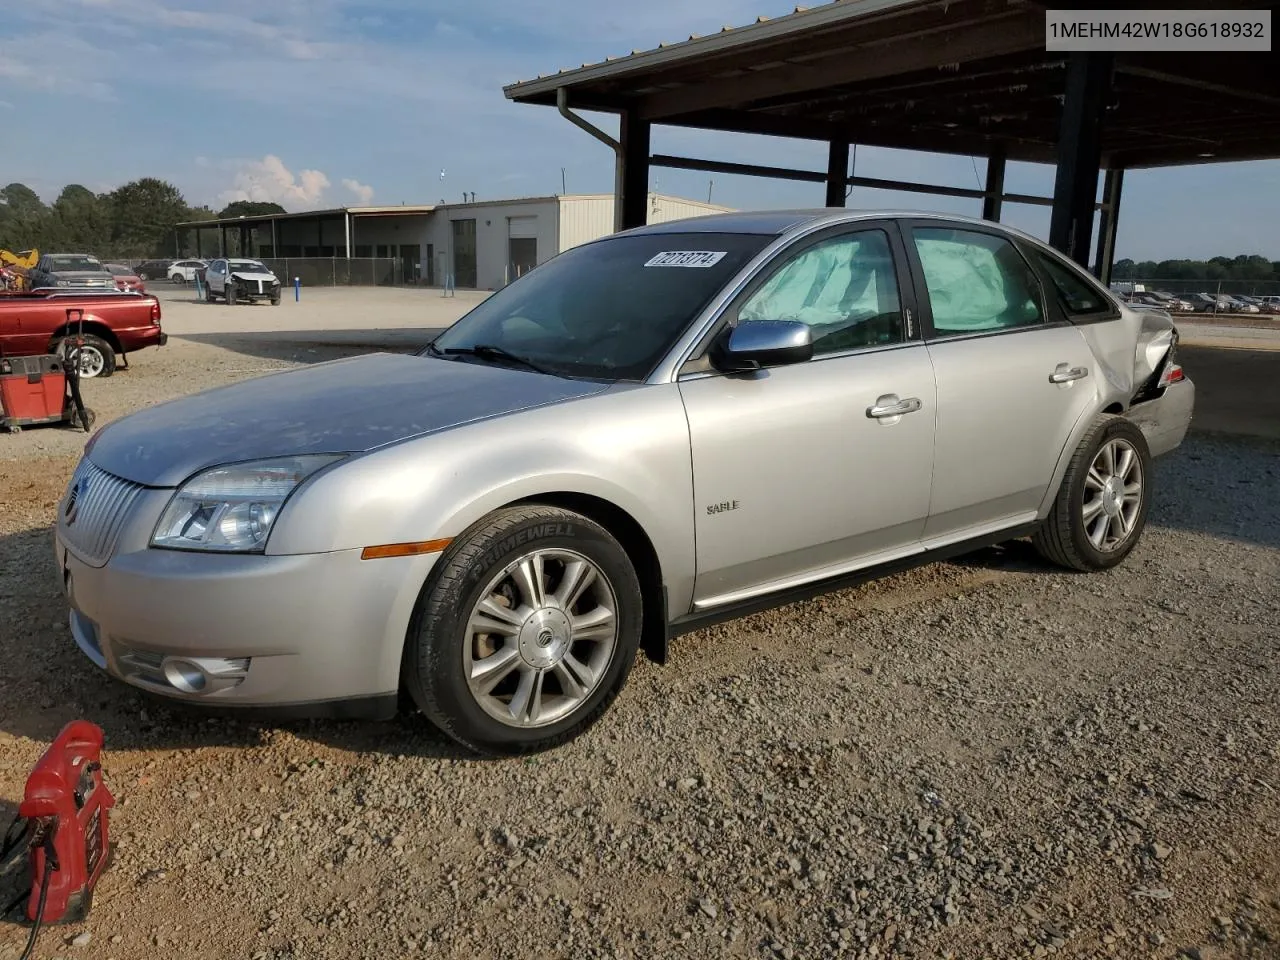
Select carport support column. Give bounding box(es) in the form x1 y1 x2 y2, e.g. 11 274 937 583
1049 51 1112 268
825 140 849 208
982 146 1006 222
1093 167 1124 284
618 109 651 231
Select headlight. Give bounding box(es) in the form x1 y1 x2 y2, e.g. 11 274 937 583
151 455 344 552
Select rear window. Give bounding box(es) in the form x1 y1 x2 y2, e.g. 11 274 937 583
1026 248 1112 315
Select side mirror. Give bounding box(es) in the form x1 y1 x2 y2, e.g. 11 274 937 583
711 320 814 373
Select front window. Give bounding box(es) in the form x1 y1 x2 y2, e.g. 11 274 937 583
229 260 267 272
737 229 903 354
427 232 771 381
50 256 105 272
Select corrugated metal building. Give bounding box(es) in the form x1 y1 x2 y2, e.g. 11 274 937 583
177 193 732 291
425 193 733 289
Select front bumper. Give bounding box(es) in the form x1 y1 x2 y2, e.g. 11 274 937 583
229 278 281 300
1129 377 1195 458
53 486 439 717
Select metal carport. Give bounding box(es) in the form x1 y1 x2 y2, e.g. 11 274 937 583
504 0 1278 283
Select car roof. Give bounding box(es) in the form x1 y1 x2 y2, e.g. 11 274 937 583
617 209 1057 248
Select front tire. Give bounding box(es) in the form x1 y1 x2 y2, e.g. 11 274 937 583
403 505 644 756
226 282 236 305
1033 415 1152 572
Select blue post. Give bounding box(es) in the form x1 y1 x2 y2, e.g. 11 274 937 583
194 270 204 300
294 276 301 302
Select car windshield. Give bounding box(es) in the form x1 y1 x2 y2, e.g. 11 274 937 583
51 256 105 271
426 231 772 381
230 260 267 271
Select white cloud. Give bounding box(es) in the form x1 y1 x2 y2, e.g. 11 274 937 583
342 178 375 204
219 155 331 209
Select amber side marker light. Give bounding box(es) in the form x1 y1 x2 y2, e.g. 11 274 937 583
361 538 452 560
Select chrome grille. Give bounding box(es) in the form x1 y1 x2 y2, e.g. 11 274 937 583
59 458 145 566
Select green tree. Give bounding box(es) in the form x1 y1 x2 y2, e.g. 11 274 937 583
217 200 287 218
0 182 52 252
51 185 110 253
107 177 190 259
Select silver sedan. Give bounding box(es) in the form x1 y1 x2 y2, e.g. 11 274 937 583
54 211 1195 754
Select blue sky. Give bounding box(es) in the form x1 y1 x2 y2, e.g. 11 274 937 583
3 0 1278 261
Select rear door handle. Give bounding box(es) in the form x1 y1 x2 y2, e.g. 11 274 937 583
1049 364 1089 384
866 395 923 419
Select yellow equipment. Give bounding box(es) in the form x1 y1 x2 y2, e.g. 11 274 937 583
0 248 38 290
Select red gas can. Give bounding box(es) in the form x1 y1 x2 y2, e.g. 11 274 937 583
18 720 115 924
0 354 69 429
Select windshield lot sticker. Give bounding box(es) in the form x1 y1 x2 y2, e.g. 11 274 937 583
644 251 728 268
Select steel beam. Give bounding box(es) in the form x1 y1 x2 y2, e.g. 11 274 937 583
619 109 651 230
1048 52 1112 267
1092 168 1124 284
982 146 1006 221
825 140 849 207
650 152 1106 209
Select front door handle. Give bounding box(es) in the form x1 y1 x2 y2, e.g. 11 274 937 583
1049 364 1089 384
866 395 923 419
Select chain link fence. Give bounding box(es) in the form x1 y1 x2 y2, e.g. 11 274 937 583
251 258 425 287
1115 278 1280 298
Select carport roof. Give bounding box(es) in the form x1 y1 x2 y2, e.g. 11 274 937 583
173 205 437 229
503 0 1280 169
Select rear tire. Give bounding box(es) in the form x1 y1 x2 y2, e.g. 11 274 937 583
403 505 643 756
55 335 116 379
1033 415 1152 572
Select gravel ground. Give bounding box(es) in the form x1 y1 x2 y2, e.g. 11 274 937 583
1 299 1278 960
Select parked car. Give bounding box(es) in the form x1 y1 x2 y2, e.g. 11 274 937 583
168 259 208 283
53 211 1194 754
1141 291 1193 312
1222 296 1260 314
27 253 117 292
1184 292 1230 313
134 259 174 281
103 262 147 294
202 257 282 305
0 289 166 377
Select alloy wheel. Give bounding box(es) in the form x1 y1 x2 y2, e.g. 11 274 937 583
1081 438 1144 552
463 548 618 728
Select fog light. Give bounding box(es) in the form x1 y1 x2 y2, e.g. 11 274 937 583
163 658 208 693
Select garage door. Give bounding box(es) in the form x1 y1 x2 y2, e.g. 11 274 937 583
508 216 538 239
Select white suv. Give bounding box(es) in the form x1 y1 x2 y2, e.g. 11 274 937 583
203 258 282 305
168 259 208 283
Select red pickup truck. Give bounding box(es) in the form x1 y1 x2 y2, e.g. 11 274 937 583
0 290 167 378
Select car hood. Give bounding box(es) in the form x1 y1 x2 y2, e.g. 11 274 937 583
87 352 610 486
229 270 277 281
